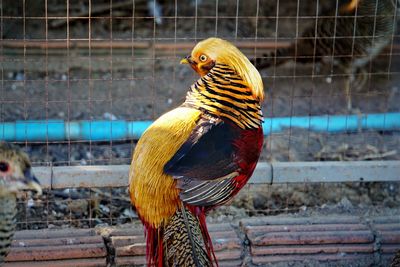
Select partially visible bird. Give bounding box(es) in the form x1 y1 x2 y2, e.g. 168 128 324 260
253 0 398 111
129 37 264 266
0 142 41 265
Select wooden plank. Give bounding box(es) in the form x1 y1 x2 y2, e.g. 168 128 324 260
245 223 369 234
4 258 107 267
378 231 400 244
116 244 146 257
14 229 96 239
12 236 104 248
240 216 360 227
251 244 374 255
214 250 242 261
97 227 144 237
114 256 146 266
210 238 241 252
111 236 145 247
5 243 106 262
381 244 400 253
207 223 236 232
374 223 400 231
211 260 242 267
249 231 374 246
371 216 400 224
33 160 400 189
252 254 375 264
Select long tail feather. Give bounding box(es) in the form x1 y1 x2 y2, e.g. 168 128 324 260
180 203 201 267
163 204 213 267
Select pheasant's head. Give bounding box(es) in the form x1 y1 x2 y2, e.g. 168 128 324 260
181 37 264 101
0 142 41 196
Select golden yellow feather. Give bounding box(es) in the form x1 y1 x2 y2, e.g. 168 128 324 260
129 107 202 228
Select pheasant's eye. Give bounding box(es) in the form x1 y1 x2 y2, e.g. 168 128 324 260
0 161 9 173
199 55 208 62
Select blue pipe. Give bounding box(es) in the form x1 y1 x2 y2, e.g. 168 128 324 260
0 113 399 142
262 112 400 135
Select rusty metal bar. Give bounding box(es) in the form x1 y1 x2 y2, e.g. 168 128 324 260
1 40 291 50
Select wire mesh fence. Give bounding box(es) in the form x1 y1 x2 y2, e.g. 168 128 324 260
1 0 399 231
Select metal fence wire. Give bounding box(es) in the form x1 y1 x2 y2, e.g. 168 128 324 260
0 0 399 230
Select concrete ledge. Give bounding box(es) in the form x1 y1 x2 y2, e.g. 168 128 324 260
33 160 400 189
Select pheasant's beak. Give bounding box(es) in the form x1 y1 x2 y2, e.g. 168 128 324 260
180 55 193 65
24 168 42 196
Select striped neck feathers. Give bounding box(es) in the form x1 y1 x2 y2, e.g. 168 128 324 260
185 63 263 130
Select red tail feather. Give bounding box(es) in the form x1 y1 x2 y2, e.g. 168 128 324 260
144 223 163 267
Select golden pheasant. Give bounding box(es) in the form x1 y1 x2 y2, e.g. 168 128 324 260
129 37 264 266
0 142 41 264
253 0 398 110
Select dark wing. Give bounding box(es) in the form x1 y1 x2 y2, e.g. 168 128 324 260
164 116 241 207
